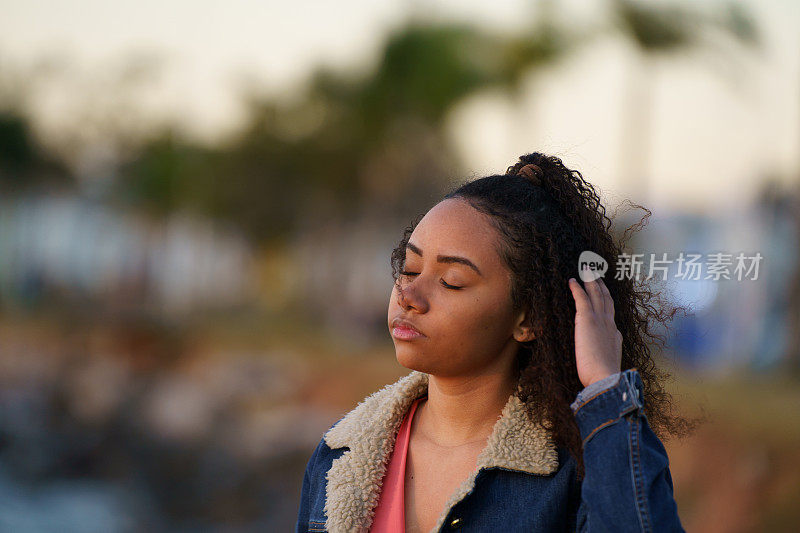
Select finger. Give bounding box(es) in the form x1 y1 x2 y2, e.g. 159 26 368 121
583 269 605 315
568 278 593 315
598 277 615 320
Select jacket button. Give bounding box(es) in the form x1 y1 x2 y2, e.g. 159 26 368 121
449 517 463 528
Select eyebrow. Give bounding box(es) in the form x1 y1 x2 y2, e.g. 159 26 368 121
406 242 483 276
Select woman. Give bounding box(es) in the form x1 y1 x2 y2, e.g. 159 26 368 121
295 152 696 532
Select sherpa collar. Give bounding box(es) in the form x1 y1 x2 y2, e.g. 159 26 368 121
322 370 559 533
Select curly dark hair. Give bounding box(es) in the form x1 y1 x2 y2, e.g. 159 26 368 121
389 151 701 480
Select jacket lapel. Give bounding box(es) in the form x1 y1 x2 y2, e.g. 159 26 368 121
322 370 559 533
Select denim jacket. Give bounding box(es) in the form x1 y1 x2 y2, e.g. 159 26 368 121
295 368 685 532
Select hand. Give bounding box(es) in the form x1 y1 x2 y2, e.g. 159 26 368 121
568 269 622 388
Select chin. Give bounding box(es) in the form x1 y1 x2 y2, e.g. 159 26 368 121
394 346 461 377
394 347 434 374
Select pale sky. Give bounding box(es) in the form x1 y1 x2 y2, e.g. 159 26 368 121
1 0 798 213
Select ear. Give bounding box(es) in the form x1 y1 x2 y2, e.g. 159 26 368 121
512 307 538 343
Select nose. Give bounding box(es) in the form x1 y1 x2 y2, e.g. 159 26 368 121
396 277 429 313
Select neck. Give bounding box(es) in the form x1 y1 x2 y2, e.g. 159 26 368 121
414 359 518 448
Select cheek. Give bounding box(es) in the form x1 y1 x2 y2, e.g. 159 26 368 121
388 284 401 309
445 295 511 343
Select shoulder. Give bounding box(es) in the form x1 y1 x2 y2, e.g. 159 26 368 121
303 417 349 478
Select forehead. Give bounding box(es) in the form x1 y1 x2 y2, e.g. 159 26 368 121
408 198 502 266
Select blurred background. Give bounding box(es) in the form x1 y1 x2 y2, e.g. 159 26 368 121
0 0 799 531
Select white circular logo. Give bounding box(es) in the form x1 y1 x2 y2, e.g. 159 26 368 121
578 251 607 282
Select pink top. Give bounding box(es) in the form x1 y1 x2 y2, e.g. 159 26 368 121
370 395 426 533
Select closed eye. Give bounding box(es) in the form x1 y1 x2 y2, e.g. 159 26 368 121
399 270 463 290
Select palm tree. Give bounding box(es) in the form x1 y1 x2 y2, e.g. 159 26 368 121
609 0 759 205
200 1 585 245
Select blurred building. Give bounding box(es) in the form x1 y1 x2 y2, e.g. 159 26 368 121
0 193 255 317
628 182 799 374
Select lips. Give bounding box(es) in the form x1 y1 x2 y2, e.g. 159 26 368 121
391 317 425 337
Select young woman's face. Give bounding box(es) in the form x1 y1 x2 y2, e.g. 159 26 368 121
387 198 530 378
